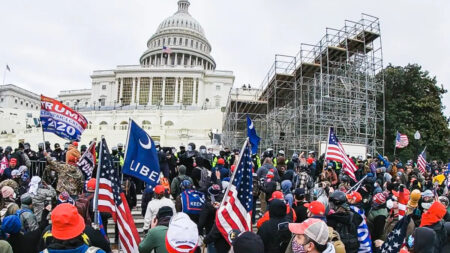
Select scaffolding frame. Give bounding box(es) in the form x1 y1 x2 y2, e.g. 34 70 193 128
223 14 384 156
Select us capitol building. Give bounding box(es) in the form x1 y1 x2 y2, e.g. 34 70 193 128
0 0 234 148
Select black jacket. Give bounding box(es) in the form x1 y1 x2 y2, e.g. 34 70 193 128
292 200 308 223
424 220 448 252
204 223 230 253
257 199 291 253
414 227 438 253
198 201 217 236
327 209 363 253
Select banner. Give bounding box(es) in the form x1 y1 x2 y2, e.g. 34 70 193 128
40 95 88 141
78 141 96 180
122 119 160 189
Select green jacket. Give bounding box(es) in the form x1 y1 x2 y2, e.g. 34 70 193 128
139 225 168 253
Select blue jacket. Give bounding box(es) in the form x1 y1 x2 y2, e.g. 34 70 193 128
41 245 106 253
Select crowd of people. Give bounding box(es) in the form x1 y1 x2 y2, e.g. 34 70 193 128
0 140 449 253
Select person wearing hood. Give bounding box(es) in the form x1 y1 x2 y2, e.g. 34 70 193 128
292 188 309 223
286 218 336 253
257 191 297 229
230 231 264 253
282 180 294 206
403 227 438 253
170 165 194 199
139 206 173 253
419 201 448 252
257 199 292 253
28 176 57 223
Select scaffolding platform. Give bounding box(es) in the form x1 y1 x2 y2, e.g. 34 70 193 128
223 13 384 155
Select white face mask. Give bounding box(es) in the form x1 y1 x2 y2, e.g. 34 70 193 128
200 149 206 154
386 199 394 209
421 202 432 210
187 146 192 152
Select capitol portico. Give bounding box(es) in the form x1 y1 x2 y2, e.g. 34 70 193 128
0 0 234 148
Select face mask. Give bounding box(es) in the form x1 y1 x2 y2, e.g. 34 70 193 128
292 240 306 253
200 149 206 154
421 202 432 210
386 199 394 209
172 149 176 154
187 146 192 152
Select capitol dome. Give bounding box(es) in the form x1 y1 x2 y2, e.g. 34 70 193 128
140 0 216 70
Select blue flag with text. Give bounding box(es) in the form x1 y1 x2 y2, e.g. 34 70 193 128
123 120 160 190
247 116 260 154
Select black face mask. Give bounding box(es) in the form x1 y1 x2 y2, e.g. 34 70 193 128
225 151 231 156
112 150 118 156
118 148 123 152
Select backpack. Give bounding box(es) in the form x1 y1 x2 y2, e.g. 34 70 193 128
181 190 205 215
334 212 359 253
75 193 94 225
16 208 33 233
196 167 210 190
328 227 346 253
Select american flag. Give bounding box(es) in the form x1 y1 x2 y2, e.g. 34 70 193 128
325 127 358 182
97 139 141 252
417 149 427 174
162 46 172 54
395 132 409 148
216 142 253 244
380 215 411 253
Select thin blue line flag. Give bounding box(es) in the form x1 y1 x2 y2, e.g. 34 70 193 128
123 120 160 190
247 116 260 154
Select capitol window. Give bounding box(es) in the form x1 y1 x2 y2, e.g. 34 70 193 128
152 77 163 105
185 38 188 46
216 85 220 91
182 78 194 105
102 85 106 90
165 78 176 105
168 38 171 45
215 96 221 107
122 78 133 105
139 77 150 105
15 99 17 104
179 38 182 45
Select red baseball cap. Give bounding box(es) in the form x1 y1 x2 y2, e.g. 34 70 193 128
9 158 17 164
304 201 325 216
51 203 85 240
269 191 284 201
217 158 225 165
346 191 362 203
86 178 96 192
72 141 78 147
155 185 165 195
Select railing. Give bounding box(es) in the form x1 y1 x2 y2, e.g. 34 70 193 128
28 160 122 178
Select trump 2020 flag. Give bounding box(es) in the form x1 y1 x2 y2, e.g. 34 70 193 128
122 119 160 189
77 141 96 180
40 95 88 141
246 116 260 154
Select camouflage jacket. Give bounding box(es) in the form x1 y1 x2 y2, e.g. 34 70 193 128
45 157 84 196
31 184 56 223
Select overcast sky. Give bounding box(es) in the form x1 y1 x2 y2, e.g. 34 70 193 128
1 0 449 116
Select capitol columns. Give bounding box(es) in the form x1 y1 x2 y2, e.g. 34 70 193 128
136 77 141 106
162 77 166 105
119 78 123 105
179 77 184 105
174 77 179 105
148 77 153 106
131 77 136 106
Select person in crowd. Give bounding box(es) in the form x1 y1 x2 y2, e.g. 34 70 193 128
28 176 57 223
419 201 448 252
0 186 19 220
367 192 388 242
282 180 293 207
198 184 223 252
257 191 297 229
286 218 336 253
292 188 309 223
305 201 327 221
139 206 173 253
230 231 264 253
2 158 18 180
143 185 176 233
170 165 194 198
39 203 106 253
51 143 65 162
17 193 39 233
165 212 199 253
44 152 83 197
257 199 293 253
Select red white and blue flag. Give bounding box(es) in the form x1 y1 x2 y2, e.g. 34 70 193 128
162 46 172 54
216 142 253 244
395 132 409 148
77 141 96 180
40 95 88 141
417 149 427 174
97 139 141 252
325 127 358 182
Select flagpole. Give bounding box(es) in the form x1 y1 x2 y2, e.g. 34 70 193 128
393 131 398 159
219 138 249 208
323 127 331 170
93 136 104 227
121 118 132 184
78 139 95 162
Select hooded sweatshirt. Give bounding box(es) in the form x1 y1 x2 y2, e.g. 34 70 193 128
257 199 291 253
420 201 448 251
413 227 438 253
281 180 293 206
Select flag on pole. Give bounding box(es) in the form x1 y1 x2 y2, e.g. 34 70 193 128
325 128 358 182
417 149 427 174
122 119 160 190
40 95 88 141
246 116 260 154
162 46 172 54
6 65 10 72
380 215 411 253
349 205 372 253
77 141 96 180
97 139 141 252
216 141 253 244
395 132 409 148
97 212 109 242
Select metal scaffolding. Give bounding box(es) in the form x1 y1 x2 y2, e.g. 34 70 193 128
223 13 384 156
